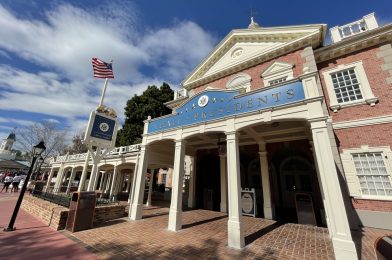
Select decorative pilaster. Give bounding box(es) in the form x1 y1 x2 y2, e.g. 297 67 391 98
258 142 274 219
168 140 186 231
226 131 245 249
220 155 227 213
187 156 196 208
310 120 357 259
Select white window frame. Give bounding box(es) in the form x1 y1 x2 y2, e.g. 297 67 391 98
341 145 392 200
226 73 251 92
322 60 378 112
261 61 294 87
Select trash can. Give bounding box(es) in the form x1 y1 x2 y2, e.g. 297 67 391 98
66 191 96 232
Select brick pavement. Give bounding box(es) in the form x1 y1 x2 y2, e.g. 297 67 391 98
67 205 391 260
0 191 98 260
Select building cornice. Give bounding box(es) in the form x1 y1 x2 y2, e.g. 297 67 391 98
332 114 392 130
315 23 392 63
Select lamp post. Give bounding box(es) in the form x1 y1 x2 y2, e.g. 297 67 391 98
4 141 46 232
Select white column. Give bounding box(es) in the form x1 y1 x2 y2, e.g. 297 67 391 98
310 121 357 259
146 170 154 207
87 162 99 191
168 140 186 231
105 172 112 193
78 151 90 192
99 172 106 191
54 167 65 192
187 156 196 208
226 131 245 249
258 142 274 219
128 157 139 206
220 155 227 213
110 166 119 200
66 168 77 195
45 167 56 192
130 145 149 220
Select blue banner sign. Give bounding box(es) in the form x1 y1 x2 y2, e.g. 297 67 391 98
148 81 305 134
90 114 116 141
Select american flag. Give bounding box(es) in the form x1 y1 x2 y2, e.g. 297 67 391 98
92 57 114 78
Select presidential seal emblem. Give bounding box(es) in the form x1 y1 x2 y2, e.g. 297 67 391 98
99 122 110 132
198 95 209 107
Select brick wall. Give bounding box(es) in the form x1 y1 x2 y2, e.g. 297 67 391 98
21 196 127 230
334 123 392 152
21 195 68 230
351 198 392 212
93 204 127 224
193 49 305 94
318 45 392 123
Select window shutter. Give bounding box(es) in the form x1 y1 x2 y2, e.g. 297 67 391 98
340 153 361 197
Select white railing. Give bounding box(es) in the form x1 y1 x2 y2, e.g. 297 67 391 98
174 88 188 100
330 13 379 43
50 144 141 163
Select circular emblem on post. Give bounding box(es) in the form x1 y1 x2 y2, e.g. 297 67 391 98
198 95 209 107
99 122 110 132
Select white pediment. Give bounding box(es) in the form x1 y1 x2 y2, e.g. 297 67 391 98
182 25 326 89
261 62 294 77
204 42 284 78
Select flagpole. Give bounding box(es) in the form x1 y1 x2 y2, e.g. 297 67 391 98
99 78 109 106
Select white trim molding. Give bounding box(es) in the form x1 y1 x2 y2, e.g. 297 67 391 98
226 73 251 92
261 61 294 87
332 114 392 129
322 60 378 112
341 145 392 200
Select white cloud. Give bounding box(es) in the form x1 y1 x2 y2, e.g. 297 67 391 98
0 2 216 146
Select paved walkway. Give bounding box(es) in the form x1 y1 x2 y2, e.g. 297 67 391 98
1 192 391 259
0 191 98 260
68 205 391 260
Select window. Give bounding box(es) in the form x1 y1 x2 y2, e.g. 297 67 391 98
331 69 362 103
322 61 378 112
341 146 392 199
353 153 392 196
269 76 287 86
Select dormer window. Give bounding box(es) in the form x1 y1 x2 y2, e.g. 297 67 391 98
261 62 294 87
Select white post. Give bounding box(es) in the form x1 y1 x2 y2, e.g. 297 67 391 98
258 142 274 219
226 131 245 249
220 155 227 213
45 167 55 192
66 168 77 195
99 172 105 191
94 171 101 191
78 151 90 192
168 140 186 231
146 170 154 207
187 156 196 208
310 120 357 259
87 162 99 191
110 166 119 200
130 145 149 220
126 173 131 192
99 78 109 106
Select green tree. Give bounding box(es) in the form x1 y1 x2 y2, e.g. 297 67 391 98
116 82 174 146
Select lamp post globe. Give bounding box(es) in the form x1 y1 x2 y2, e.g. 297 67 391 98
3 140 46 232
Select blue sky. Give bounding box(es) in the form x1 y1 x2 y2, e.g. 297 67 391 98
0 0 391 145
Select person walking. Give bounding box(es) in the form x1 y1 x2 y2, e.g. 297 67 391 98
11 174 22 192
0 175 13 192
